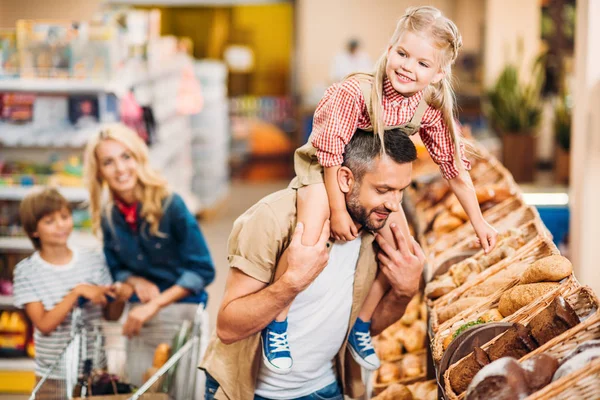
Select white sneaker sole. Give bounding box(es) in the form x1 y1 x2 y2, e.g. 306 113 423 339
348 344 380 371
261 336 293 375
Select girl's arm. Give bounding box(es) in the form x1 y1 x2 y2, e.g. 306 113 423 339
448 169 497 252
324 166 358 241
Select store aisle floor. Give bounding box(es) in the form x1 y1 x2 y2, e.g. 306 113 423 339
199 180 289 333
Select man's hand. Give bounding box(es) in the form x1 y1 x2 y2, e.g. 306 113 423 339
282 221 331 293
375 223 425 298
74 284 111 306
126 276 160 303
122 302 160 338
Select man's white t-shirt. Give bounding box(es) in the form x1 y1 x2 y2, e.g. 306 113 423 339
255 236 362 398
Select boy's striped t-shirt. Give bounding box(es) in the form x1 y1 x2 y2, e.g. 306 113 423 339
13 248 113 379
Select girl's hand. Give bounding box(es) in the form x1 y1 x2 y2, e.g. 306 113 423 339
75 284 110 306
122 302 160 337
126 276 160 303
474 220 498 253
330 209 358 241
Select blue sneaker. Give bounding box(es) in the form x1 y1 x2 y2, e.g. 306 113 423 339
261 319 293 374
347 318 381 370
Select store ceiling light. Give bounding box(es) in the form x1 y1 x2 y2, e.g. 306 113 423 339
522 192 569 206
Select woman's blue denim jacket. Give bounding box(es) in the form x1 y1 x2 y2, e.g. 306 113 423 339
101 193 215 304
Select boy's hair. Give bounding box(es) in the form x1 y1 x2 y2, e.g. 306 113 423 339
342 129 417 181
19 187 71 250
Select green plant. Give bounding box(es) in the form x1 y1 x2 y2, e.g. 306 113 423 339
555 95 571 151
485 62 545 135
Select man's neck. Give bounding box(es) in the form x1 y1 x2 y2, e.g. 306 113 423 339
39 245 73 266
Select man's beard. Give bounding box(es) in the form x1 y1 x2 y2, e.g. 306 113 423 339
346 183 391 232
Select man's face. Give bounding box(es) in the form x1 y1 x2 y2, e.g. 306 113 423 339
346 156 412 232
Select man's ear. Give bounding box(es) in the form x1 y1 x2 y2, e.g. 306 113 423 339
337 166 354 194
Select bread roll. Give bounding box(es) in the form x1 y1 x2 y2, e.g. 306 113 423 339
373 383 414 400
408 380 437 400
498 282 560 317
403 320 427 353
450 262 478 286
443 333 454 350
433 212 464 234
401 353 423 378
437 297 486 324
376 338 403 361
450 201 468 221
400 295 422 325
520 255 572 284
462 275 514 298
553 340 600 381
377 362 402 384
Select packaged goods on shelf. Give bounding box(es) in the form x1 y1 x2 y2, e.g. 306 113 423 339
0 30 18 78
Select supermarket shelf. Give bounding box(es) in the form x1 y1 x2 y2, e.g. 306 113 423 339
0 295 15 308
0 357 35 371
0 78 111 94
0 122 107 148
0 186 88 202
0 231 99 252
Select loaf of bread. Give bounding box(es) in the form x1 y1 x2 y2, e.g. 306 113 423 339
520 255 573 284
462 273 515 298
438 297 486 324
425 274 456 299
521 354 559 392
486 323 537 361
553 340 600 381
450 201 468 221
528 296 579 345
377 362 402 384
498 282 560 317
450 260 480 286
465 357 529 400
373 383 414 400
449 346 491 394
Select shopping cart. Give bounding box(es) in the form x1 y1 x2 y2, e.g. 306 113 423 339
29 301 209 400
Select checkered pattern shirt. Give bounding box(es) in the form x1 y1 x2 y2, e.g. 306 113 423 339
311 77 471 179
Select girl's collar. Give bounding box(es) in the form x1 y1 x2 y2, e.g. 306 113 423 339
382 76 423 108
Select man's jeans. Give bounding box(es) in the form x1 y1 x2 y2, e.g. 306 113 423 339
204 372 343 400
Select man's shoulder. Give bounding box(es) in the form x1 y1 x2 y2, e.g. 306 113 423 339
239 187 297 224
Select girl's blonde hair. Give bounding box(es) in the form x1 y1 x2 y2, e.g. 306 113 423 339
362 6 464 169
83 123 169 237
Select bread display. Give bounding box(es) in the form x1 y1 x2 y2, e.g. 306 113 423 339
372 383 414 400
520 255 572 284
498 282 560 317
527 296 580 345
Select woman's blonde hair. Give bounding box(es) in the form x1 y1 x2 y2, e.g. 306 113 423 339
359 6 464 169
83 123 169 237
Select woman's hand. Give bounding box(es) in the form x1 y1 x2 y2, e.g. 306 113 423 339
473 219 498 253
110 282 134 302
126 276 160 303
122 302 160 337
330 209 358 241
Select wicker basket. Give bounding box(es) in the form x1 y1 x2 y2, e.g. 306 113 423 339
442 278 592 400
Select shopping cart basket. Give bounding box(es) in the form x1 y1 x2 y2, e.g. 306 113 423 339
29 301 208 400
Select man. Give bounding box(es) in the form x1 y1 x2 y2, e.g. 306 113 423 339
200 129 425 400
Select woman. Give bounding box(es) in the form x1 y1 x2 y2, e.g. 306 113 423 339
83 123 215 392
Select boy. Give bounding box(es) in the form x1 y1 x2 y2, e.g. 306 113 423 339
13 187 133 398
